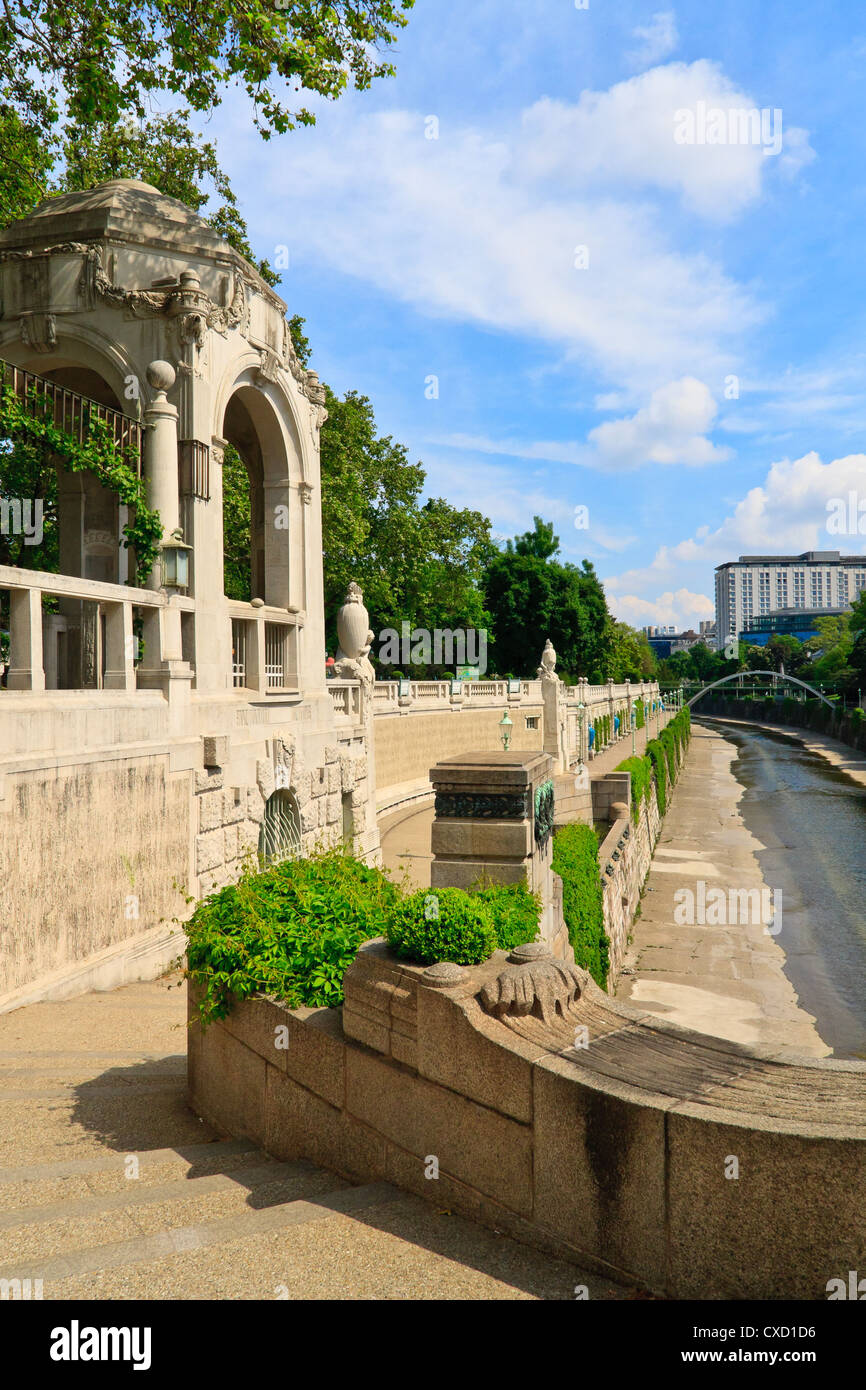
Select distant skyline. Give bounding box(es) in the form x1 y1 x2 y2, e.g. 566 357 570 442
204 0 866 630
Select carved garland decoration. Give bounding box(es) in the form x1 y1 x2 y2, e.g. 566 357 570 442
434 792 529 821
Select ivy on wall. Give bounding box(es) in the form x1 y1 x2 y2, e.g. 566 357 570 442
0 385 162 583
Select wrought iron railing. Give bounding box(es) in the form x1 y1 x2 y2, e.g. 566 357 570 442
0 358 142 474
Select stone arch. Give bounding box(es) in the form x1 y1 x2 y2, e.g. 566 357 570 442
0 329 146 687
218 372 304 609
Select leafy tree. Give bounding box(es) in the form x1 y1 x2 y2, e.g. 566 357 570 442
483 519 614 680
318 378 493 666
222 443 253 602
1 0 415 272
607 621 658 681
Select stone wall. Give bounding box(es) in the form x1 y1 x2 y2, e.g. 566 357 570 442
596 783 662 982
193 737 371 897
188 941 866 1299
374 706 544 797
0 754 190 999
0 686 377 1007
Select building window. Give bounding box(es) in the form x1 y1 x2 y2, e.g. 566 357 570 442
526 716 539 730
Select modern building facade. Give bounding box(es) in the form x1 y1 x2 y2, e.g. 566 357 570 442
739 606 848 647
715 551 866 648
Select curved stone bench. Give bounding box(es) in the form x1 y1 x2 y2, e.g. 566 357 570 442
188 939 866 1300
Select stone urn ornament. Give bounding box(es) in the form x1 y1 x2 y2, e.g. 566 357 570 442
335 582 375 683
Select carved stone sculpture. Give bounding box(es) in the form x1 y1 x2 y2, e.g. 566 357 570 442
334 582 375 683
537 638 558 681
478 942 583 1024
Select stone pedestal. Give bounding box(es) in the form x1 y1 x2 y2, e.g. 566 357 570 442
429 751 569 957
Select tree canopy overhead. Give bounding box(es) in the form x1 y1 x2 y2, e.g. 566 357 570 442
0 0 415 269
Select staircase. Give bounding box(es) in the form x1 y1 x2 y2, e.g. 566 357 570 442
0 974 627 1300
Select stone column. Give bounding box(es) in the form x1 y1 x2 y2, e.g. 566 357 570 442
7 586 45 690
138 361 192 696
429 751 569 958
143 361 180 587
102 601 135 690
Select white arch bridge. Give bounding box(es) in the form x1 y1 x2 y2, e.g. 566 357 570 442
684 670 834 710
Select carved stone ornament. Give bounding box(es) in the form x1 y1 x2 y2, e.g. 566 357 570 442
537 638 558 681
82 250 249 343
336 582 369 660
434 791 529 821
19 311 57 353
534 779 555 849
479 943 584 1025
257 349 282 384
298 481 313 505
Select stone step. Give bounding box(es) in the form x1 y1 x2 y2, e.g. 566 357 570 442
0 1140 264 1214
0 1159 356 1264
0 1181 400 1287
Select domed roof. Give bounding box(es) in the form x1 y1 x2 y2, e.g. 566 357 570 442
0 178 233 261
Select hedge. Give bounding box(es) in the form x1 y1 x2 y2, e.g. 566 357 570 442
616 707 691 820
552 823 608 988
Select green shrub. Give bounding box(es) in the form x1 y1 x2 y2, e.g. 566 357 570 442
634 697 645 730
386 887 498 965
645 738 668 815
186 847 400 1026
473 879 541 953
552 823 608 988
615 754 651 824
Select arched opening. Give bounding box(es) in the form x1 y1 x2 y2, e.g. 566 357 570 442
221 385 292 609
258 789 302 864
0 355 138 689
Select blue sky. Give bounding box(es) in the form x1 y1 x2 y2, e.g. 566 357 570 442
207 0 866 631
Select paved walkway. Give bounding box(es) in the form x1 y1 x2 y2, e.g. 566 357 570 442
616 723 829 1058
0 974 632 1300
380 709 679 889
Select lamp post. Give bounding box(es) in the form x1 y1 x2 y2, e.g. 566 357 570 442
499 709 513 751
631 705 636 756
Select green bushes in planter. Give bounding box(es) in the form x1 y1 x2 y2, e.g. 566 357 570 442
386 887 497 965
385 880 540 965
634 697 645 730
552 823 608 988
186 847 400 1025
473 879 542 953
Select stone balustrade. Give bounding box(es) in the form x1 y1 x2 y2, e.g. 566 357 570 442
0 565 303 695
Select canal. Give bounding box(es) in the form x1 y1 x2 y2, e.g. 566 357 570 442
698 717 866 1060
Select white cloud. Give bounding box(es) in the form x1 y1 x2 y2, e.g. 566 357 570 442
519 62 814 220
431 377 728 473
610 588 714 630
604 450 866 627
222 64 794 392
628 11 679 69
588 377 729 469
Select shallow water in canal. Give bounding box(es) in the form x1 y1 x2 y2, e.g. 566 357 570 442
698 718 866 1059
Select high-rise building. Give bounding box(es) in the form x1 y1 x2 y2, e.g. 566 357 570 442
715 551 866 649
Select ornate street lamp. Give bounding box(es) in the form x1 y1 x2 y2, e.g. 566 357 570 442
160 528 192 592
499 709 513 751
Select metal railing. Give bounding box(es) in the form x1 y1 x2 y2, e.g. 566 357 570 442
0 358 142 473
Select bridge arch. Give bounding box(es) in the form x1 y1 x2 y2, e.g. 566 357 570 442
686 671 834 709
